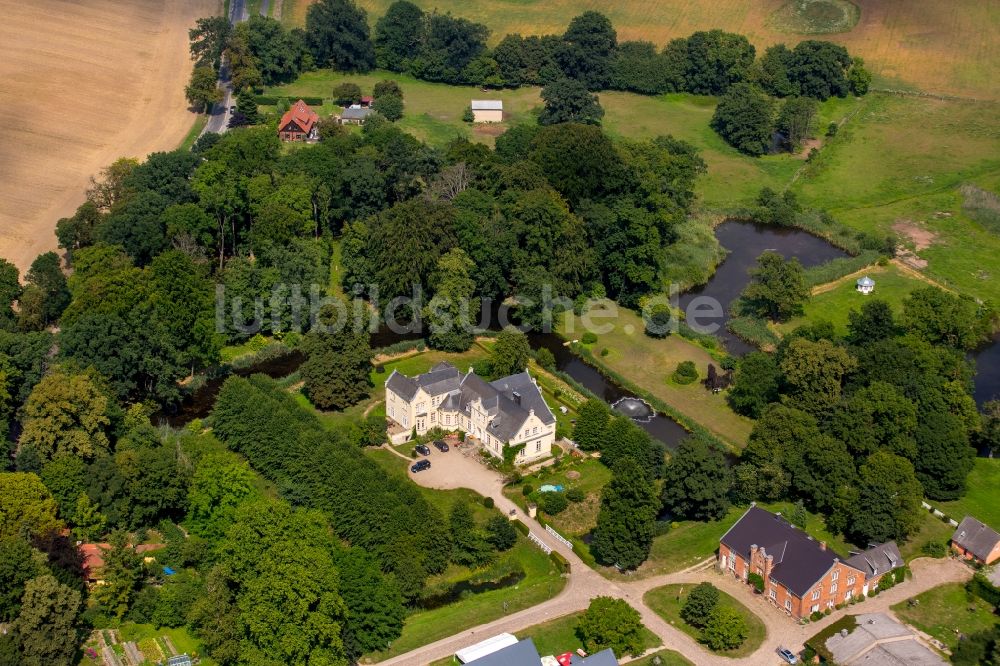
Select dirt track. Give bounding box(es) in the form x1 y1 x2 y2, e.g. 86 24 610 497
0 0 216 273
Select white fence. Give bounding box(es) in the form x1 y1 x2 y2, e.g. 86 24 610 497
545 525 574 550
527 531 552 554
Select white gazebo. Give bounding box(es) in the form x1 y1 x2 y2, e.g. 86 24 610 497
856 275 875 295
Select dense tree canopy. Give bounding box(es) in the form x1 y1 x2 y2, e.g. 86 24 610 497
591 458 659 570
306 0 375 72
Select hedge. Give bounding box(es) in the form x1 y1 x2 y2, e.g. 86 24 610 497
256 95 324 106
512 519 529 536
550 550 571 574
968 573 1000 607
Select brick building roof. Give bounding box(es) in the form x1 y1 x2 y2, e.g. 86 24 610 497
279 99 319 134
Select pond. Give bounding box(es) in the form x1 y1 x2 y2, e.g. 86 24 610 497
678 221 848 355
972 333 1000 407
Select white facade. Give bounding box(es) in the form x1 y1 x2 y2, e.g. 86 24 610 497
471 100 503 123
385 363 556 463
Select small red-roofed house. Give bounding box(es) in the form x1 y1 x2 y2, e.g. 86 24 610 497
278 99 319 141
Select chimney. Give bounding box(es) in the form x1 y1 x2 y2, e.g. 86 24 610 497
764 554 774 578
820 541 826 551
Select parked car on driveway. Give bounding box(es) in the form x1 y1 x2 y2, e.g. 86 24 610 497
411 460 431 473
777 647 797 664
415 444 431 456
433 440 449 452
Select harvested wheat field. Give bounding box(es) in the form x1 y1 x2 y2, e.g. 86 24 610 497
292 0 1000 99
0 0 216 273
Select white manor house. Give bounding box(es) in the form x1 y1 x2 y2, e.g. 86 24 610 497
384 362 556 463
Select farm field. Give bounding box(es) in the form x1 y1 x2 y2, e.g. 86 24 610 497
0 0 214 273
287 0 1000 100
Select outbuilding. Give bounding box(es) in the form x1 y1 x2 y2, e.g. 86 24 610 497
340 106 374 125
856 275 875 294
471 100 503 123
952 516 1000 565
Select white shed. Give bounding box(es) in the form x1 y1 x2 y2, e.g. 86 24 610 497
471 99 503 123
856 275 875 295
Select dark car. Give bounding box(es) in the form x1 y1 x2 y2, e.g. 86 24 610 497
410 459 431 473
433 440 450 452
415 444 431 456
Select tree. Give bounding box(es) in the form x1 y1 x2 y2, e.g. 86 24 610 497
306 0 376 71
330 548 405 659
914 409 975 500
847 57 872 96
490 326 531 377
235 89 260 125
682 30 755 95
755 44 798 97
189 15 232 68
72 494 106 542
726 352 780 418
424 248 476 352
528 123 631 206
789 40 851 100
701 606 748 651
0 259 19 330
576 597 647 657
300 302 373 410
373 79 403 100
661 435 732 521
185 65 222 112
19 369 111 464
539 78 604 125
55 202 101 265
448 502 493 567
0 537 44 622
979 400 1000 458
573 399 610 451
372 93 403 121
850 451 924 543
374 1 424 70
710 82 774 156
333 82 363 105
20 252 69 328
847 298 897 345
94 532 141 619
680 582 719 628
485 515 517 551
557 11 617 89
591 458 659 570
187 453 260 540
829 381 918 458
779 337 857 415
776 96 818 152
14 575 80 666
740 251 808 321
902 286 989 350
0 473 62 540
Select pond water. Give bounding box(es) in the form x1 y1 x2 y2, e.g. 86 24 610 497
678 221 848 355
972 333 1000 407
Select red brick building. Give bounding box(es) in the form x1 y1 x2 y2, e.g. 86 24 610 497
278 99 319 141
952 516 1000 565
719 506 900 619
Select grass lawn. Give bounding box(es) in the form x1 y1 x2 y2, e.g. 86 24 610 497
117 623 217 665
643 583 767 658
892 583 998 650
937 458 1000 530
557 304 753 448
897 510 957 563
628 649 695 666
775 262 928 337
364 537 567 661
178 114 209 151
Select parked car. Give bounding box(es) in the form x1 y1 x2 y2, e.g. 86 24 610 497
415 444 431 456
410 459 431 473
777 647 797 664
433 440 450 452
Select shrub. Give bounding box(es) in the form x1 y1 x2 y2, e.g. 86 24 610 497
550 550 571 574
539 491 569 515
599 348 609 357
701 606 748 651
482 496 494 509
681 582 719 628
921 541 947 558
534 347 556 371
582 332 598 344
810 611 823 622
826 122 838 137
672 360 698 385
522 484 534 496
485 515 517 551
511 519 529 535
462 106 474 123
566 488 585 503
747 572 764 593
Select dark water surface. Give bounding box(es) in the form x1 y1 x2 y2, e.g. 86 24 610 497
678 221 848 355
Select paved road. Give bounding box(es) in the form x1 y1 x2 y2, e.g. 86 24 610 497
374 448 973 665
202 0 249 135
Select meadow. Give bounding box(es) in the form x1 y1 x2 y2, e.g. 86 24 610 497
937 458 1000 530
892 583 998 651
